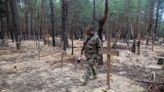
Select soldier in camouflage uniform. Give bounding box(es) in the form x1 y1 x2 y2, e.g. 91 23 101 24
80 25 102 85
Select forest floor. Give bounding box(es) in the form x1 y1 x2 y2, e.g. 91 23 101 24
0 39 163 92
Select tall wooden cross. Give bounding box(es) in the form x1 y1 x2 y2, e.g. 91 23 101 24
100 34 119 89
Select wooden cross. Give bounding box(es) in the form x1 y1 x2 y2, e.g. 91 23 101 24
99 34 119 89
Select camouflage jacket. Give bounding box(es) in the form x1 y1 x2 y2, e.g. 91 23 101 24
81 33 102 59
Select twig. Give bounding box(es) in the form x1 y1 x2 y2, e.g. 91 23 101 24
135 79 163 84
148 84 152 90
152 71 156 82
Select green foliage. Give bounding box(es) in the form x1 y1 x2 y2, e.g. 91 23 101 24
110 0 125 14
80 0 92 21
4 0 164 36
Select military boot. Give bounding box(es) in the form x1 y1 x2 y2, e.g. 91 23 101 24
80 79 87 86
80 81 87 86
90 75 97 80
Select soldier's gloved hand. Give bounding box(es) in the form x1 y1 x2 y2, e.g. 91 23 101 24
77 56 81 63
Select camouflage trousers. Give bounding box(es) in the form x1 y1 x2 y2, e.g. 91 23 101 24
84 58 97 82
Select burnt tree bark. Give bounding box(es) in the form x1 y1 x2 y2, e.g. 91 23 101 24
97 0 109 65
98 0 109 40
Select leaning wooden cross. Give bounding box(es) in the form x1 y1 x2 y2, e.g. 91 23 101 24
99 34 119 90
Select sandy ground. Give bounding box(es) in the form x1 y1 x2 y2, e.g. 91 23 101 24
0 39 163 92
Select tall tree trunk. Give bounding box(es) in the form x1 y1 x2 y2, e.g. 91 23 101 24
134 0 140 38
6 0 14 42
49 0 56 47
38 14 41 59
124 0 130 46
154 0 160 37
24 0 29 39
132 0 140 53
71 30 74 55
146 0 154 45
0 19 5 44
97 0 109 65
71 18 74 55
30 11 33 39
9 0 21 49
153 0 160 50
41 0 46 45
92 0 96 30
130 23 136 53
61 0 68 50
98 0 109 40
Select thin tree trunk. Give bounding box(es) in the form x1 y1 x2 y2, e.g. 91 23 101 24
71 35 74 55
98 0 109 40
146 0 154 45
152 0 160 51
30 11 33 39
124 0 130 46
61 0 68 50
0 19 5 44
38 14 42 59
93 0 96 30
97 0 109 65
50 0 56 47
154 0 160 37
132 0 140 53
6 0 14 42
41 0 46 45
130 23 136 53
71 19 74 55
24 0 29 39
9 0 21 49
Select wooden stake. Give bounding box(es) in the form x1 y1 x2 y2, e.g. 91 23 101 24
107 34 112 89
137 34 140 55
61 52 64 68
100 34 119 90
152 33 155 51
